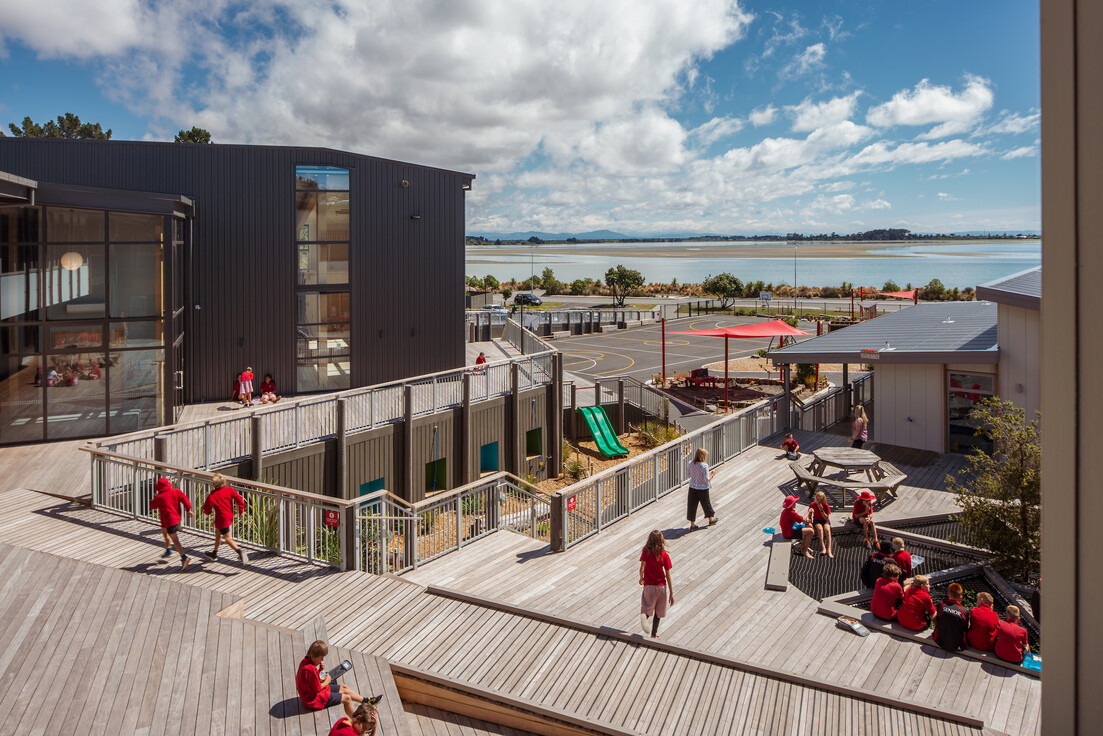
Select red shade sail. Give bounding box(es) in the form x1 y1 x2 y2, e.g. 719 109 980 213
878 290 917 300
672 319 809 338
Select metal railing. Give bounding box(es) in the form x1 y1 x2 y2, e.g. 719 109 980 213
791 372 875 433
556 394 784 549
93 343 558 469
87 445 552 574
503 318 557 356
354 472 551 575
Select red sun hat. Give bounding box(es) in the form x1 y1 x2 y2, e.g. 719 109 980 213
155 477 172 493
782 495 799 509
858 490 876 501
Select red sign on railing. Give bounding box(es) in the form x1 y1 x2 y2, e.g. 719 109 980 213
324 510 340 528
567 496 576 511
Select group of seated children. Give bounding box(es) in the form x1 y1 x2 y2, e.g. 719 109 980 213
779 493 834 558
296 640 380 735
35 358 104 387
860 538 912 588
232 368 282 407
870 566 1031 665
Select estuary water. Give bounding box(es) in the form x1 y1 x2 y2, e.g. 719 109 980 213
465 239 1041 289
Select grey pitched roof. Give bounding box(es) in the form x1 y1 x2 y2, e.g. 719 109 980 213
975 266 1041 310
770 301 998 364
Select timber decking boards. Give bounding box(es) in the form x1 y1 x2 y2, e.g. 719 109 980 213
402 430 1038 736
0 543 412 736
0 430 1032 735
404 702 539 735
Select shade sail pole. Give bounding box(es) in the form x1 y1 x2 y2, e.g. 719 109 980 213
661 318 667 387
724 335 729 412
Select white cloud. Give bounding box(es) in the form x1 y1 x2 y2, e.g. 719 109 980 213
749 105 777 127
1002 146 1037 160
690 115 744 147
787 92 860 132
866 74 994 139
781 42 826 79
867 198 891 210
937 192 958 201
982 109 1041 136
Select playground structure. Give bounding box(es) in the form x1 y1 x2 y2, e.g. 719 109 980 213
576 405 629 458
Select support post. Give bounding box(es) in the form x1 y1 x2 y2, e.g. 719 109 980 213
570 383 578 440
782 364 792 431
403 385 415 502
510 363 522 475
617 379 626 434
154 434 167 464
251 415 264 481
336 398 348 498
461 373 474 483
550 491 566 552
343 504 358 571
661 318 667 387
549 353 562 477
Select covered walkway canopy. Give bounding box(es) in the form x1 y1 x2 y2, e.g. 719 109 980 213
671 320 809 410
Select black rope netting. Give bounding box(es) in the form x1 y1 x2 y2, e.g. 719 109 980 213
882 518 979 548
787 531 976 602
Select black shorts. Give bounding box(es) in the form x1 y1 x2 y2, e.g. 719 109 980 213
165 523 180 534
812 519 830 527
325 681 342 707
217 526 231 536
851 439 865 449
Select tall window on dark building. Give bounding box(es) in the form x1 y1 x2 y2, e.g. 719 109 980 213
295 166 350 391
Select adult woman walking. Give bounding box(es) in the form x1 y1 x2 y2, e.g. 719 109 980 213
851 405 869 449
686 448 717 529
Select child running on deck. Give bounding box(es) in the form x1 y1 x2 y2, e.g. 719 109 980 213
638 530 675 639
149 477 192 571
201 473 249 564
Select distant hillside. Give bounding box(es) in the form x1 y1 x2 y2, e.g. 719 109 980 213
469 229 632 241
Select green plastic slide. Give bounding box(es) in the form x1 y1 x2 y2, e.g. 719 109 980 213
578 405 630 458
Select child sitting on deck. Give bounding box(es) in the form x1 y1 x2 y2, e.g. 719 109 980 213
851 490 878 547
871 564 904 621
781 432 800 460
897 575 936 631
994 606 1030 665
297 640 369 713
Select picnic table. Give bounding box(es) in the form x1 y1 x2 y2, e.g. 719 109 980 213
810 447 885 482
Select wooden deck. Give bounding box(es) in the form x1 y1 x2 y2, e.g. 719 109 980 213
0 542 409 736
0 428 1037 735
403 430 1040 736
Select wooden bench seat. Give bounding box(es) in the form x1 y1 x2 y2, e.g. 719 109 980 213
790 460 908 508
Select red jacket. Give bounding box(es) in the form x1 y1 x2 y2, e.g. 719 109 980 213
994 619 1029 664
296 657 328 710
149 479 192 528
871 578 903 620
780 508 804 539
891 549 913 579
202 485 246 529
967 603 1000 651
896 588 935 631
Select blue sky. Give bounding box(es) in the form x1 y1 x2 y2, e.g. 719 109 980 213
0 1 1039 236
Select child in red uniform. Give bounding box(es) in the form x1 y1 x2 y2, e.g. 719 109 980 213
967 592 1000 651
871 564 904 620
330 702 378 736
638 530 674 639
891 537 913 579
201 473 249 563
259 373 282 404
781 432 800 460
807 491 833 557
238 366 255 406
851 490 878 547
296 640 369 713
780 495 814 558
994 605 1030 665
897 575 936 631
149 477 192 571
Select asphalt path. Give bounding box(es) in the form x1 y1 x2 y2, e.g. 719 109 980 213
557 316 810 383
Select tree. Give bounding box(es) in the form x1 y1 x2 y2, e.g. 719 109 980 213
483 274 500 290
3 113 111 139
924 278 946 300
882 280 901 293
604 265 644 307
945 398 1040 580
175 126 212 143
702 272 744 308
541 267 562 295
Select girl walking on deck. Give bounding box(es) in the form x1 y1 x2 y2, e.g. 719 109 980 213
638 530 675 639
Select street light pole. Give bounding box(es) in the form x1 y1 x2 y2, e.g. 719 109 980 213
793 242 798 317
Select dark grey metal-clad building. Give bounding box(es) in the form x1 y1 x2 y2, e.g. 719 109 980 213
0 139 473 445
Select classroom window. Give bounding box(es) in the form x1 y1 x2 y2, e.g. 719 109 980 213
425 458 447 493
525 428 542 457
479 441 499 473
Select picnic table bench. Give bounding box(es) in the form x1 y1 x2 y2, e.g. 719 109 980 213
789 460 908 508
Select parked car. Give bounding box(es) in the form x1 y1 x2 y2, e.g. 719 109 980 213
479 304 507 312
514 293 543 306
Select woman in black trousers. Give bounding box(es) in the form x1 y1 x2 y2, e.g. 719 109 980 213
686 447 718 528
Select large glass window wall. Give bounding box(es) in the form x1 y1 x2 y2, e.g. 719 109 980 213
0 204 168 444
295 166 350 392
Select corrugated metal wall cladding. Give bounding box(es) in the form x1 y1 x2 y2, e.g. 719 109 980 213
0 139 468 402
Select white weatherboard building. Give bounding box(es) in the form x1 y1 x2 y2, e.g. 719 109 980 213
770 267 1040 454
